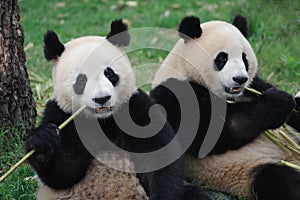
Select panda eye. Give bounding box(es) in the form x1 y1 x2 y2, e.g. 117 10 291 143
242 52 249 71
104 67 119 86
104 67 115 77
214 51 228 71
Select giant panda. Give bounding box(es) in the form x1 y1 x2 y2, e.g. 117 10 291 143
24 19 213 200
150 15 300 200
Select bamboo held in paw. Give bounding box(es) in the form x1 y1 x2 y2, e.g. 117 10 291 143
244 86 300 171
0 104 87 183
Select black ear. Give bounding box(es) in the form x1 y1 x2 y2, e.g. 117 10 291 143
232 15 248 38
178 16 202 42
106 19 130 46
43 30 65 61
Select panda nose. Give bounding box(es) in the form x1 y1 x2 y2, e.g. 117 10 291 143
233 76 248 84
92 95 111 105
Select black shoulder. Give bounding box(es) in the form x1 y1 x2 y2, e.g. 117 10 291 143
40 100 71 126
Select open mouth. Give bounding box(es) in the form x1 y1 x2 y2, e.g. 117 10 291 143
224 86 243 94
95 107 112 114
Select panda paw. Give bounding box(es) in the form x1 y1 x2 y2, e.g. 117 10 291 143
261 88 295 129
24 123 61 167
253 164 300 200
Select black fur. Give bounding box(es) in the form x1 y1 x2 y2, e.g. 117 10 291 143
25 89 208 200
248 75 274 92
73 74 87 95
104 67 119 86
214 51 228 71
24 100 93 188
287 97 300 132
183 185 214 200
44 30 65 61
242 52 249 71
178 16 202 42
232 15 248 38
106 19 130 46
150 77 295 156
252 164 300 200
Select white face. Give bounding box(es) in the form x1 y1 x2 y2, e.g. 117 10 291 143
185 21 258 99
52 36 136 118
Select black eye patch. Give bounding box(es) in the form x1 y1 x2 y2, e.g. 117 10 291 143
242 52 249 71
104 67 119 86
214 51 228 71
73 73 87 95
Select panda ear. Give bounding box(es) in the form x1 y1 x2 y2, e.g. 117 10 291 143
43 30 65 61
178 16 202 42
106 19 130 47
232 15 249 38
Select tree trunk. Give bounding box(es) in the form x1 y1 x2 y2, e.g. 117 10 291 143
0 0 36 133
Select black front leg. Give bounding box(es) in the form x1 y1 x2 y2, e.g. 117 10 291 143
137 158 184 200
251 76 300 132
211 87 295 154
113 90 185 200
24 100 93 189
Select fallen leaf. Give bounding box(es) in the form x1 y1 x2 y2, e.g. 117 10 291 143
170 4 181 9
151 37 158 44
24 42 34 51
164 10 170 17
126 1 138 8
55 2 66 9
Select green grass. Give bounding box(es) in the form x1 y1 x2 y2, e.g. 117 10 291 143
0 0 299 199
0 126 37 200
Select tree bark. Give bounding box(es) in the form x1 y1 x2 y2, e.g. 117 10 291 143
0 0 36 133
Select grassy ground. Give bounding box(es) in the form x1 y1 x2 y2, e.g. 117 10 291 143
1 0 299 199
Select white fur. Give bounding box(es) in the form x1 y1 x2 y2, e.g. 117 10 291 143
152 21 257 99
51 36 136 118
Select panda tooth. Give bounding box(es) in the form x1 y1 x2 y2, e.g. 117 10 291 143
96 107 112 113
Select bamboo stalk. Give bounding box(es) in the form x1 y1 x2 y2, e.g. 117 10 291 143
264 131 291 155
283 124 300 141
278 130 300 150
58 105 87 130
244 86 262 95
0 104 87 183
281 160 300 171
0 150 35 183
285 145 300 156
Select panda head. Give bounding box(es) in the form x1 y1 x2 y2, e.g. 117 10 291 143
44 19 135 118
177 15 257 99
